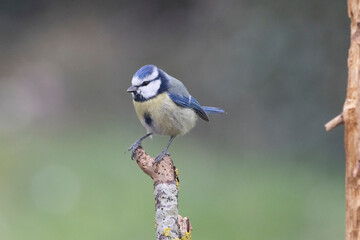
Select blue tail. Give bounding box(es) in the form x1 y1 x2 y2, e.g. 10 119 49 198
202 106 226 114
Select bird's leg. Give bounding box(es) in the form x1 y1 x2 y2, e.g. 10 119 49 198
154 136 176 163
128 133 152 160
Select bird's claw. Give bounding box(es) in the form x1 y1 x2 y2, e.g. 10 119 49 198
154 152 171 163
127 140 142 160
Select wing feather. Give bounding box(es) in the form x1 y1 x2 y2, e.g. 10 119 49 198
168 92 209 121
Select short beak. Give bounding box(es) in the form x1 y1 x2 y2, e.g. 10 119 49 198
127 85 137 92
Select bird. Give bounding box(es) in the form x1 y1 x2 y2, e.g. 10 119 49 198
127 64 225 163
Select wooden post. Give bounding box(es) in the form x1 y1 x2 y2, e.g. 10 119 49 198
132 146 192 240
325 1 360 239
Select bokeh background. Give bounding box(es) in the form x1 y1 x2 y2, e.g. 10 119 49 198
0 0 347 239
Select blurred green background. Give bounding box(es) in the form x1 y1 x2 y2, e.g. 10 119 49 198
0 0 347 239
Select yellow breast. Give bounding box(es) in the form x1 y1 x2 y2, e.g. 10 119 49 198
133 93 197 136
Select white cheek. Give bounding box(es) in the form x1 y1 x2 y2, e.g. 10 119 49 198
140 80 161 99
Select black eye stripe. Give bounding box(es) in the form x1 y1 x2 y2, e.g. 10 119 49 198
137 77 160 87
141 81 150 86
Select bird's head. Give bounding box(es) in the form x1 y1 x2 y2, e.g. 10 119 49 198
127 65 168 101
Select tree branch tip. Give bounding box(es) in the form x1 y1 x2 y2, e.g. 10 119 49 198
133 146 177 183
324 113 344 131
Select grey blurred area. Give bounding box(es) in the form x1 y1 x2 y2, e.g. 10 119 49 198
0 0 347 155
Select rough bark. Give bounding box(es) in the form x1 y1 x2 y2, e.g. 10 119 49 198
345 2 360 239
133 146 192 240
325 1 360 239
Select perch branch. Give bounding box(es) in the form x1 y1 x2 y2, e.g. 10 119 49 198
133 146 192 240
324 113 344 131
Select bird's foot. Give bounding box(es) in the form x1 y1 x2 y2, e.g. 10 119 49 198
154 152 171 163
127 140 142 160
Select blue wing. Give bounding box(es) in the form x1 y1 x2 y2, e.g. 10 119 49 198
201 106 226 114
168 93 209 121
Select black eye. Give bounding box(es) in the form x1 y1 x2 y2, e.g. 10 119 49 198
141 81 150 86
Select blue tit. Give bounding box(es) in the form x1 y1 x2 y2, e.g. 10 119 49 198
127 64 225 163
